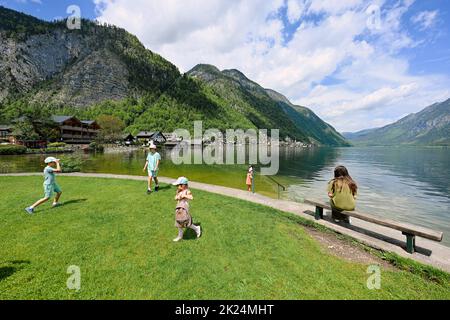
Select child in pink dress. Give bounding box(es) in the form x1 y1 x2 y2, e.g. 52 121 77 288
246 166 253 192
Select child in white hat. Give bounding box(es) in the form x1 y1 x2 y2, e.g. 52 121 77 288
172 177 201 242
25 157 63 214
143 143 161 194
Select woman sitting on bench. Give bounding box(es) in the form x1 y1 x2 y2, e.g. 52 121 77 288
327 166 358 223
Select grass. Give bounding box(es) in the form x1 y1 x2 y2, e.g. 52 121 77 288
0 176 449 300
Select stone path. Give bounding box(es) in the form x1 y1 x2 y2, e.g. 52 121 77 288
2 172 450 272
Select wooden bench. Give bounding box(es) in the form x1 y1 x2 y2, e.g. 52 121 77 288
304 199 444 254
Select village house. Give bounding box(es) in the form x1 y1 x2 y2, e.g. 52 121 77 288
122 133 135 146
163 132 184 147
52 116 101 144
136 131 167 145
0 125 15 144
6 115 101 147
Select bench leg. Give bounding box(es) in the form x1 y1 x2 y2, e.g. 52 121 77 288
403 233 416 254
315 207 324 220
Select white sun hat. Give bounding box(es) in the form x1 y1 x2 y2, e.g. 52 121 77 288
44 157 59 164
149 142 157 149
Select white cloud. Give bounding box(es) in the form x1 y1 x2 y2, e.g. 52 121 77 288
286 0 309 24
411 10 439 30
95 0 283 52
301 73 450 131
325 83 420 117
307 0 365 15
94 0 450 132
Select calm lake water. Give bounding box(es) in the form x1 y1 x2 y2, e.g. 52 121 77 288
1 146 449 246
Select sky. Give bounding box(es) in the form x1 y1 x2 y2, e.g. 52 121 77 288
1 0 450 132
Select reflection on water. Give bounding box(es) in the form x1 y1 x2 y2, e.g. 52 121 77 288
278 147 341 180
1 146 449 246
284 147 450 246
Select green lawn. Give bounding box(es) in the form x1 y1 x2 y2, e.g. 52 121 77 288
0 176 449 299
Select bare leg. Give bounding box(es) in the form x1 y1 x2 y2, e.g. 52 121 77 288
147 176 153 191
174 228 184 242
189 224 202 238
54 192 62 204
31 197 50 209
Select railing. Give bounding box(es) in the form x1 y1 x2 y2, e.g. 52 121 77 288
61 126 98 134
62 134 84 139
267 176 287 199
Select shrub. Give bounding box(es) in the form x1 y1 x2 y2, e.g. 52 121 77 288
88 142 104 152
59 155 85 173
0 144 27 155
47 142 67 148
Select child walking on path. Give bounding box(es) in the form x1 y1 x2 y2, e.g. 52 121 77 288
172 177 202 242
25 157 63 214
143 143 161 194
327 165 358 223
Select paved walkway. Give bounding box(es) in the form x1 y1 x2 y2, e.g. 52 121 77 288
2 172 450 272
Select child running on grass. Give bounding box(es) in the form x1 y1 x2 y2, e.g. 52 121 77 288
143 143 161 194
327 165 358 224
172 177 202 242
25 157 63 214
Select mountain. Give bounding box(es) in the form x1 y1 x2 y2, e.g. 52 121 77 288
265 89 350 146
343 99 450 146
0 6 179 107
342 129 377 140
0 6 349 145
188 64 349 146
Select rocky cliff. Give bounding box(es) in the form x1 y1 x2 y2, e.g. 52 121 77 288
0 6 179 107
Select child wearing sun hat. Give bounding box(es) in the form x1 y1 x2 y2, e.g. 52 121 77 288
25 157 63 214
172 177 202 242
143 142 161 194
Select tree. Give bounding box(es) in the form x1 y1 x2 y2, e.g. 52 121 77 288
13 106 59 141
96 115 125 143
13 120 39 141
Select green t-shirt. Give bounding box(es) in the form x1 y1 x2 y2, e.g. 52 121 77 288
44 166 56 185
327 180 356 211
146 152 161 171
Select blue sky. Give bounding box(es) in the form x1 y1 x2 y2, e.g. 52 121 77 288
0 0 97 20
1 0 450 132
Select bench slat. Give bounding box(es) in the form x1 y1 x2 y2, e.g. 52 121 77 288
304 199 443 242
